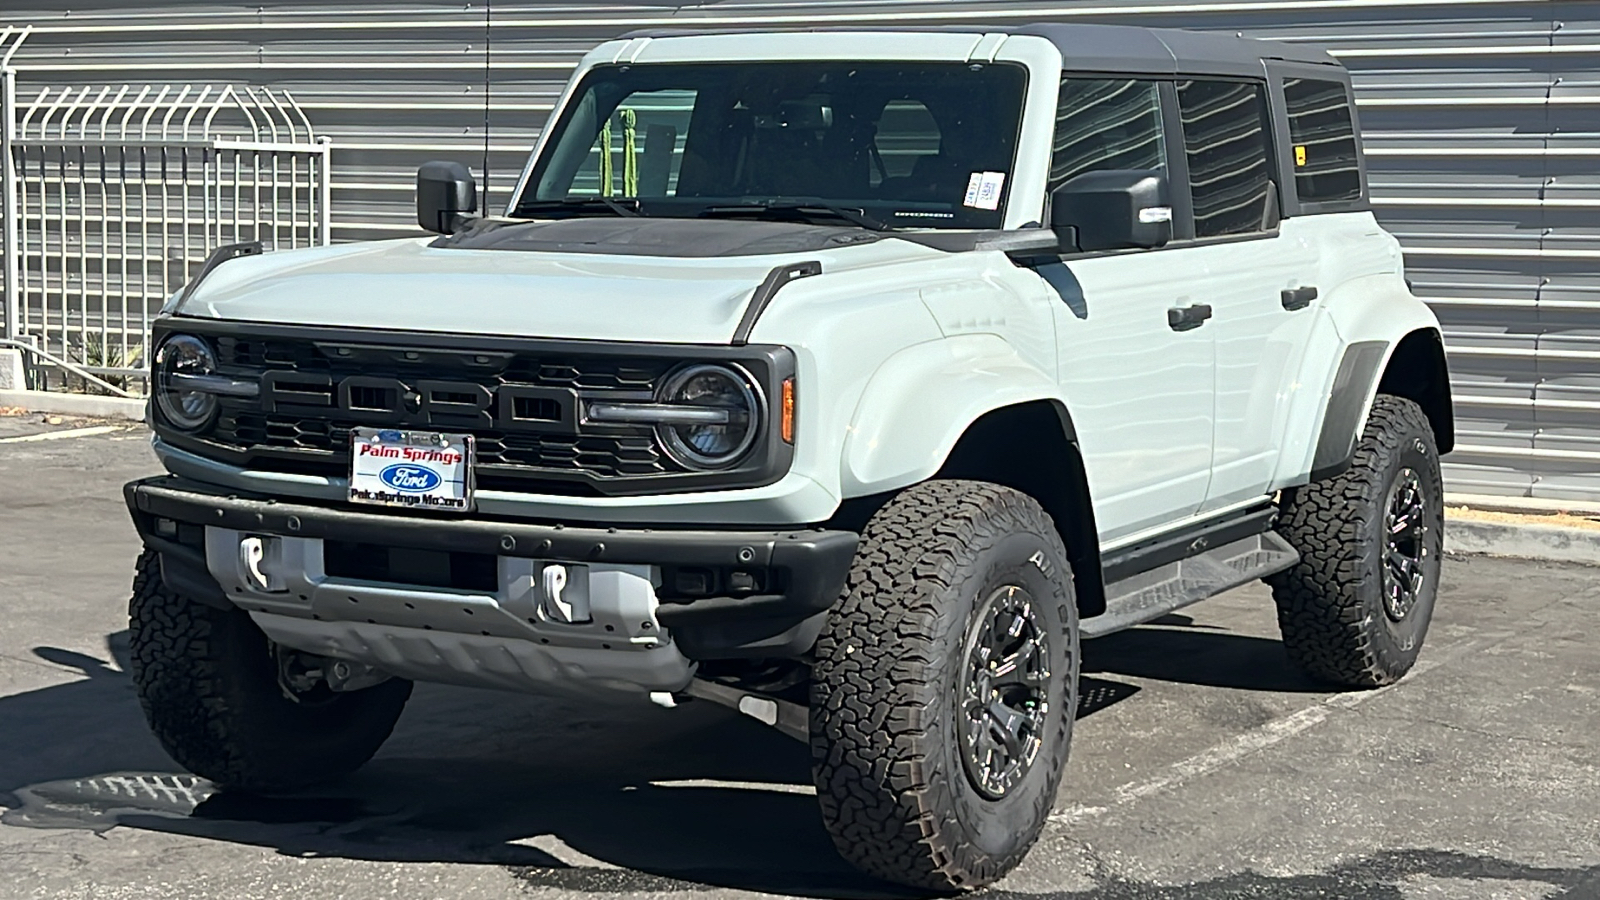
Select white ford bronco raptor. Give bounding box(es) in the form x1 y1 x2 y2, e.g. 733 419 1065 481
125 23 1453 890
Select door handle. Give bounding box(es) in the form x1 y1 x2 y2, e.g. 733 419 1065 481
1282 286 1319 311
1167 303 1213 332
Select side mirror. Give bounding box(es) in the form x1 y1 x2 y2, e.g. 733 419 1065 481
1050 169 1172 253
417 161 478 234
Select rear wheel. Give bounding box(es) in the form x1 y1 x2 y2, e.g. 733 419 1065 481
810 480 1079 890
1269 395 1444 686
128 549 412 792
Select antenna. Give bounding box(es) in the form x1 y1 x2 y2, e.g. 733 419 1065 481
482 0 492 214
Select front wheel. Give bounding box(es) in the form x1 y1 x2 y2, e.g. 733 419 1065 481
1269 394 1445 687
810 480 1079 891
128 549 413 792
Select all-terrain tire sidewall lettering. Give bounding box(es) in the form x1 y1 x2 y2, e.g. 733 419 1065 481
810 480 1079 891
1269 395 1445 687
127 549 413 792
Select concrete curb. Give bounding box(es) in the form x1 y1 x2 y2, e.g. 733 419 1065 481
1445 514 1600 567
0 389 147 421
1447 491 1600 518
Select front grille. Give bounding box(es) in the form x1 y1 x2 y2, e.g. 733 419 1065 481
156 323 792 497
214 411 667 478
200 333 689 492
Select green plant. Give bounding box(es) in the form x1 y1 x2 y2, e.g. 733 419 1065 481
73 333 146 395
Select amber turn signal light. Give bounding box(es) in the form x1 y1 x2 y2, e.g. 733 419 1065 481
781 377 795 443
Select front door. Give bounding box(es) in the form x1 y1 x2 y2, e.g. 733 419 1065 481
1038 76 1216 544
1045 249 1218 543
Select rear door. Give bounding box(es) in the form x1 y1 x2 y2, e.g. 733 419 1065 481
1168 77 1322 512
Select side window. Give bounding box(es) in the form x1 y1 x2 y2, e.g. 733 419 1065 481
1049 78 1166 191
1283 77 1362 204
567 89 694 198
1176 79 1275 238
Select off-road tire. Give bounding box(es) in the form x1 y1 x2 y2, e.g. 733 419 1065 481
1268 394 1444 687
128 549 413 792
810 480 1079 891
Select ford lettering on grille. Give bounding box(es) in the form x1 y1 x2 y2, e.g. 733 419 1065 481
378 464 443 493
261 372 577 432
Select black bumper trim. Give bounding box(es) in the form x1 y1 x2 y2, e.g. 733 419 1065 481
124 476 858 651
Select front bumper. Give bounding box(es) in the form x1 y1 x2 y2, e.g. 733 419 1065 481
125 476 858 693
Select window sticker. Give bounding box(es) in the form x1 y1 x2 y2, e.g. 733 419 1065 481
963 172 984 207
964 171 1007 210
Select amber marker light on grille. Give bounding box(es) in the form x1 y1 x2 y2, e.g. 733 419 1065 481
781 378 796 443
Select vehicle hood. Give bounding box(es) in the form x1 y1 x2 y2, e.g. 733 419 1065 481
174 219 952 344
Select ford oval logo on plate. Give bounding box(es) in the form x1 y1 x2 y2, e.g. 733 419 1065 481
378 463 443 493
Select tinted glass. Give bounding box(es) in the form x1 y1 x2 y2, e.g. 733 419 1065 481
873 99 941 185
1050 78 1166 190
566 89 694 198
1176 79 1275 238
520 62 1028 229
1284 77 1362 204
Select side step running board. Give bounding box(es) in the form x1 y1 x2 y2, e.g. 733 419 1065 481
1081 531 1299 639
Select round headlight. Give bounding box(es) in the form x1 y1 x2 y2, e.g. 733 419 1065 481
655 364 761 470
154 334 219 432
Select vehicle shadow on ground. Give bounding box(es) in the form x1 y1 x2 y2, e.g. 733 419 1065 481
1081 614 1328 694
0 622 1309 899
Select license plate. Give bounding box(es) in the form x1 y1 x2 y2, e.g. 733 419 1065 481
349 427 474 511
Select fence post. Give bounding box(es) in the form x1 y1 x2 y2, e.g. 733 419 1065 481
317 135 332 245
1 33 22 341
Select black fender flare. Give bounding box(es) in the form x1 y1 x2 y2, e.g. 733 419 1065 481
1310 330 1454 483
1309 340 1389 483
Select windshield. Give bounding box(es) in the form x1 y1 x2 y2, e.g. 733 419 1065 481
516 61 1028 229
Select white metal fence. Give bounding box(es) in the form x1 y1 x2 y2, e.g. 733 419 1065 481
0 25 330 393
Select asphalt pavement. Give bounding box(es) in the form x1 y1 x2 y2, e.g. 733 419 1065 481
1 414 1597 900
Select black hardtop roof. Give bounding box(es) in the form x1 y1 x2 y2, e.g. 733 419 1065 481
621 23 1341 77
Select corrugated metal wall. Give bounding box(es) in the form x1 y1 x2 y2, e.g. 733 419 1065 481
2 0 1596 502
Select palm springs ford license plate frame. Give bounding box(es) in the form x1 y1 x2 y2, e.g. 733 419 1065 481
349 427 474 511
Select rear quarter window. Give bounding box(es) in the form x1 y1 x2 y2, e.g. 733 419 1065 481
1283 77 1363 204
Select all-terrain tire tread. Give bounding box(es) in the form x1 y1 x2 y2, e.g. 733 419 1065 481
1267 395 1439 687
128 549 254 786
810 480 1075 891
127 549 410 791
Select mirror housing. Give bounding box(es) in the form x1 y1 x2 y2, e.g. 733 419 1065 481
1050 169 1172 253
417 161 478 234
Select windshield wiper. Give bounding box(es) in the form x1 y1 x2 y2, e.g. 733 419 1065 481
699 201 892 232
517 197 641 218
